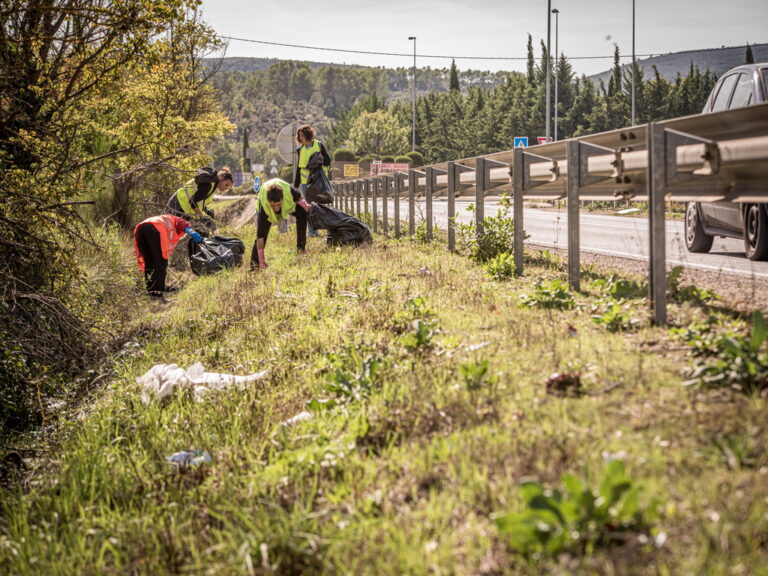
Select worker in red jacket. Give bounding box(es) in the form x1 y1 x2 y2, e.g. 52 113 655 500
134 214 202 298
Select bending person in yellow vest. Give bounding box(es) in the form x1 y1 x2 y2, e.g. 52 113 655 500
167 166 234 224
251 179 311 270
293 125 330 238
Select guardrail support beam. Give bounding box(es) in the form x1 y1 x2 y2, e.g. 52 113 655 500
425 167 447 241
566 140 581 291
512 149 525 276
447 162 473 251
393 172 405 237
648 122 667 326
382 175 391 235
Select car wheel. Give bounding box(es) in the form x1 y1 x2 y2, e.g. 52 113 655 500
744 204 768 260
685 202 714 253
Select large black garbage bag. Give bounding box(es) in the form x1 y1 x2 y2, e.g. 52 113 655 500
305 152 334 204
308 204 372 246
189 235 245 275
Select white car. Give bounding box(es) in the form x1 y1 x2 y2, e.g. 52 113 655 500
685 62 768 260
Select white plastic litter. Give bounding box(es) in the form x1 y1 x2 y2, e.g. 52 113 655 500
280 411 314 427
138 362 267 404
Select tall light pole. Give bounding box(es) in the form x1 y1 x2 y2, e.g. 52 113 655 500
545 0 552 142
552 8 559 141
631 0 636 125
408 36 417 151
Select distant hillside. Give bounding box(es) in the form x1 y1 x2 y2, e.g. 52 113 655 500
588 43 768 85
205 57 361 73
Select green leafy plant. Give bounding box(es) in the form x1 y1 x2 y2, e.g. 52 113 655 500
392 295 435 333
590 274 646 300
400 319 439 353
456 196 528 263
485 252 516 280
459 359 497 391
520 279 574 310
591 299 640 332
413 221 430 244
683 311 768 392
308 346 387 410
667 266 719 304
494 460 656 557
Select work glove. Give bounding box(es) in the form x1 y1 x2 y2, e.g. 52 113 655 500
297 198 310 213
204 208 215 219
185 227 203 243
257 248 267 270
200 215 216 230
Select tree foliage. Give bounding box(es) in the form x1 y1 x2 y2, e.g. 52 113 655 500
0 0 231 428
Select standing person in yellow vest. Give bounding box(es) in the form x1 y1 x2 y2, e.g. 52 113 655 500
250 178 311 270
167 166 234 226
293 125 330 238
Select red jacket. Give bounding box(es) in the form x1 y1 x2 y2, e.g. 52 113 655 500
133 214 190 271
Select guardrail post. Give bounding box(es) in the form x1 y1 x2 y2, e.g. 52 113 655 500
566 140 581 291
408 169 417 235
512 148 525 276
648 122 667 326
382 175 391 235
475 157 487 236
355 181 361 216
345 182 351 213
372 178 379 233
447 163 473 252
425 167 447 242
393 172 404 237
340 182 346 212
447 162 457 251
363 180 370 216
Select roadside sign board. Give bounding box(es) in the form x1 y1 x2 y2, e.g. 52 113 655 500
343 164 360 177
514 137 528 148
371 162 410 176
537 136 553 144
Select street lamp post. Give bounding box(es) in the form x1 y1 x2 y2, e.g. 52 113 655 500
408 36 417 151
545 0 551 142
631 0 636 125
552 8 559 141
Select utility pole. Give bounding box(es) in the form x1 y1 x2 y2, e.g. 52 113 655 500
408 36 417 151
631 0 636 125
545 0 552 142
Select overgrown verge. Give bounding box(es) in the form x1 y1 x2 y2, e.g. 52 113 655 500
1 221 767 575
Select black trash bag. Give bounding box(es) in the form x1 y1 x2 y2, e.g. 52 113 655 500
308 204 372 247
189 235 245 275
305 152 334 204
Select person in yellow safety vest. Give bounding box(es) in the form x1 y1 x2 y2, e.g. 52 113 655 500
250 178 311 270
133 214 202 300
166 166 234 224
293 125 330 238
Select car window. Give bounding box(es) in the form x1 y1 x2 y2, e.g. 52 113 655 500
762 69 768 101
729 73 753 109
710 73 740 112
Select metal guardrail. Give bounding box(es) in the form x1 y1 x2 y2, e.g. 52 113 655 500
333 102 768 324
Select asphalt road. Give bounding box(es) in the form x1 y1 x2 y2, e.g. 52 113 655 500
216 194 768 279
393 199 768 280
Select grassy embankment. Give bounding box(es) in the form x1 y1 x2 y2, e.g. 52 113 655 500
1 206 767 575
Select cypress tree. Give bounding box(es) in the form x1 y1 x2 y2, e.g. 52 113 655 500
449 59 460 92
746 44 755 64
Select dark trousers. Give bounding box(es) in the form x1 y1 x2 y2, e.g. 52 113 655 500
250 209 307 267
135 223 168 295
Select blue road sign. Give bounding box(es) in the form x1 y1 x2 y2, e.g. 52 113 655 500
253 176 261 192
514 137 528 148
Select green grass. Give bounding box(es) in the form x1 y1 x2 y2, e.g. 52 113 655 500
1 217 767 575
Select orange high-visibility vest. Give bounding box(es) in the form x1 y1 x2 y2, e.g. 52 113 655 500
133 215 185 272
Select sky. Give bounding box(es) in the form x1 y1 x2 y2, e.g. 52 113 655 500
199 0 767 77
